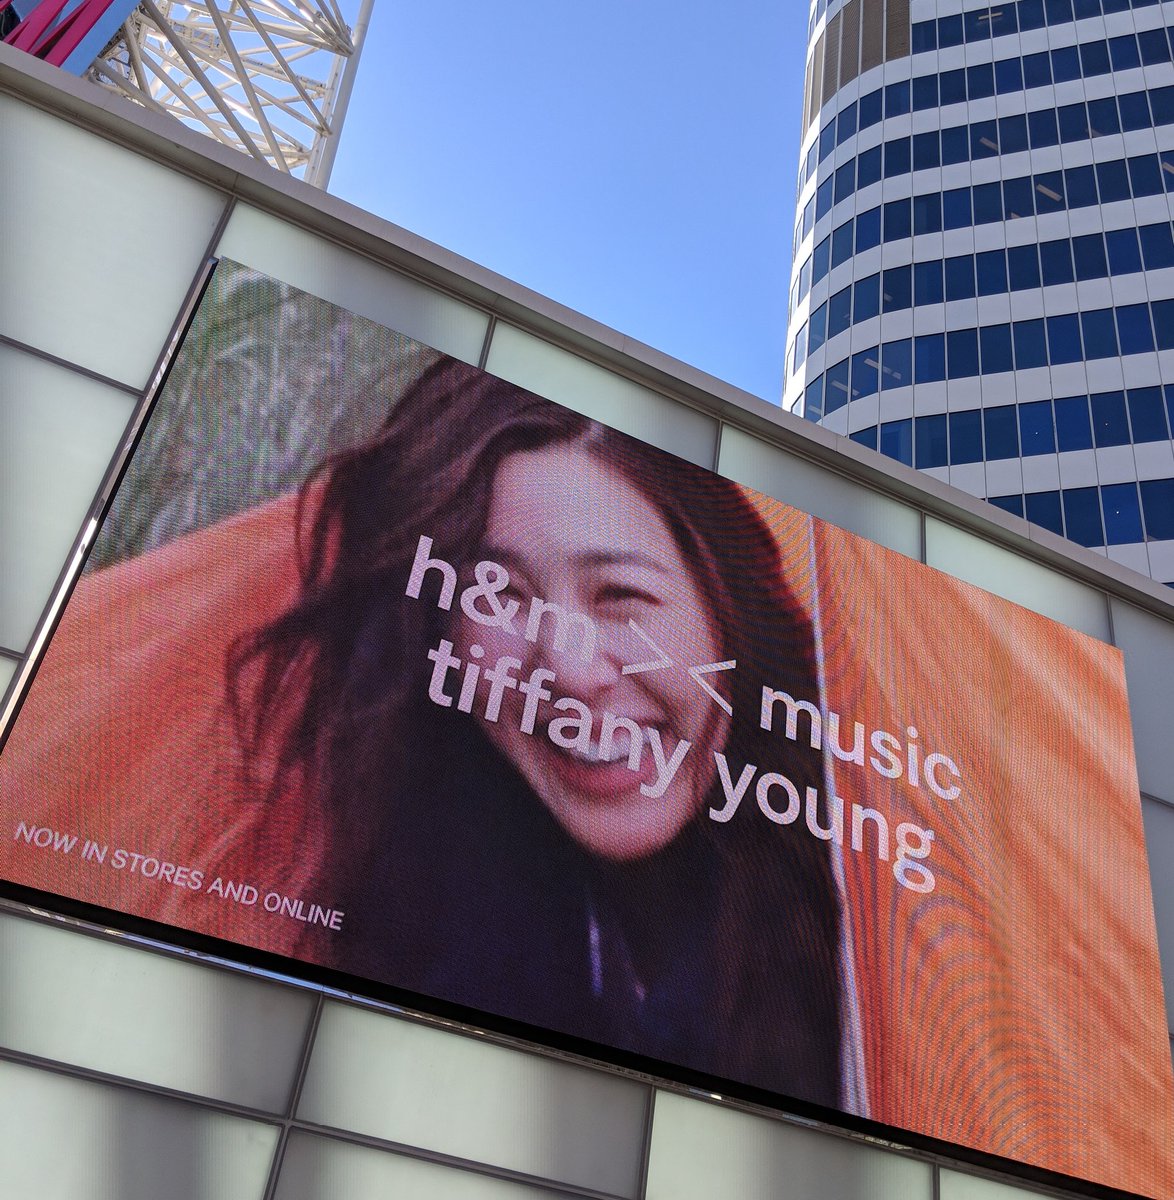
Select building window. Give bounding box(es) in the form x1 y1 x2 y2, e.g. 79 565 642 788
1062 487 1105 547
949 409 984 464
880 418 913 465
1140 223 1174 270
1019 400 1057 456
1073 233 1108 281
1013 319 1047 369
983 405 1020 459
883 198 912 241
882 265 912 312
947 328 981 378
1090 391 1130 448
1079 309 1119 359
1116 304 1155 356
914 333 946 383
980 324 1014 375
915 414 949 467
1101 483 1144 545
913 192 942 234
1155 301 1174 351
1054 396 1093 452
828 286 853 339
805 377 825 421
855 206 882 253
945 254 977 300
989 494 1025 517
977 250 1009 295
851 348 880 399
1007 244 1040 290
809 302 828 353
914 260 944 306
1141 479 1174 541
1105 228 1142 276
1047 314 1083 364
1127 387 1168 443
1040 238 1074 284
1025 490 1064 536
881 338 912 389
1095 159 1131 204
825 358 850 412
857 146 882 189
854 273 881 322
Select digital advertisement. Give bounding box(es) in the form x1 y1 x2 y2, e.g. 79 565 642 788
1 260 1171 1198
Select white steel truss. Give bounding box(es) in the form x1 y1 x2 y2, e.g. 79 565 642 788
88 0 371 185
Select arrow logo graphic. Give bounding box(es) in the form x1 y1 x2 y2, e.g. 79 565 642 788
621 619 673 675
622 621 736 714
688 660 736 716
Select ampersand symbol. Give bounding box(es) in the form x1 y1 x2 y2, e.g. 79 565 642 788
460 561 520 631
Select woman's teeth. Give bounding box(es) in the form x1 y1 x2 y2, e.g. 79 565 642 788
556 726 661 765
563 739 631 765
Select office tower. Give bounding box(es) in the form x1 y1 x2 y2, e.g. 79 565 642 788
785 0 1174 582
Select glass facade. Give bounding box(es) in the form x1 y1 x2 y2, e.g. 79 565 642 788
786 0 1174 583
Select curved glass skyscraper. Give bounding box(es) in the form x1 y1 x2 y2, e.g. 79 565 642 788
785 0 1174 582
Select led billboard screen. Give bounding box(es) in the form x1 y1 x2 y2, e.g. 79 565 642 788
1 260 1171 1197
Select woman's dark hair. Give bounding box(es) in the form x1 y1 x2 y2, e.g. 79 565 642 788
231 357 843 1106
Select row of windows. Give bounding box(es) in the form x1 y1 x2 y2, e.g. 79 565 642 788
790 221 1174 359
912 0 1166 56
852 418 1174 544
792 149 1174 305
796 84 1174 251
822 386 1174 463
984 478 1174 545
841 408 1174 546
800 300 1174 414
798 22 1174 195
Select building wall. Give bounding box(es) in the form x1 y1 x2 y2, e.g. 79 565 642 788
785 0 1174 583
2 43 1174 1200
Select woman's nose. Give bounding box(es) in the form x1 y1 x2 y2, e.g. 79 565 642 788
527 604 622 700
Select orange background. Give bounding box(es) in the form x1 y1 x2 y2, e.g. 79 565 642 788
762 493 1174 1197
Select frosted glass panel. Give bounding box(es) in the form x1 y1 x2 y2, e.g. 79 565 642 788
274 1132 572 1200
0 913 314 1111
717 425 922 557
0 95 225 388
0 1059 277 1200
0 656 15 698
485 324 718 467
940 1168 1044 1199
645 1091 931 1200
299 1003 647 1198
1142 798 1174 1030
1109 600 1174 805
215 206 488 364
925 519 1111 641
0 345 136 650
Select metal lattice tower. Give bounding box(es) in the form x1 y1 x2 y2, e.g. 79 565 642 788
3 0 372 186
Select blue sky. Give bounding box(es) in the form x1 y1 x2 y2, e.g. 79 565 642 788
329 2 807 402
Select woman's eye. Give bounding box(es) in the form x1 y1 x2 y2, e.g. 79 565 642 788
596 584 659 611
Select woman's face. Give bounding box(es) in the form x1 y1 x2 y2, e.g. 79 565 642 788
454 441 728 861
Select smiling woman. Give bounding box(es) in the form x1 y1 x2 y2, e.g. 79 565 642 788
222 357 846 1106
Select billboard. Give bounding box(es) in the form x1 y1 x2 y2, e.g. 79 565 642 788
1 259 1171 1197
